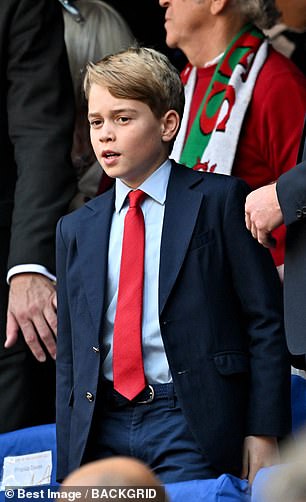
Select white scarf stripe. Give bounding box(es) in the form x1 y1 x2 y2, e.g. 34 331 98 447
171 39 268 175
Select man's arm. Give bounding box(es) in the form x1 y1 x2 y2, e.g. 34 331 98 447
5 0 76 360
224 178 291 481
245 160 306 247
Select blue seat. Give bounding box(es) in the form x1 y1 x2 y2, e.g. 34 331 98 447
291 374 306 432
166 475 250 501
0 423 251 501
0 423 57 501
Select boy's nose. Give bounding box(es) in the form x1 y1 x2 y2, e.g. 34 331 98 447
99 126 115 142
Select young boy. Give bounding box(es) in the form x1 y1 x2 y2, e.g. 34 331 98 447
56 47 291 485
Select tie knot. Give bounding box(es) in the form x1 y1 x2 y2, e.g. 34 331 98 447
128 189 146 208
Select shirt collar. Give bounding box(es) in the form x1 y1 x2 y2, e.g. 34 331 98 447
203 52 224 68
115 159 172 213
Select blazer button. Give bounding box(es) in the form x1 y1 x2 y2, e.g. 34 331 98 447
86 392 94 402
302 206 306 217
296 209 303 219
92 346 100 353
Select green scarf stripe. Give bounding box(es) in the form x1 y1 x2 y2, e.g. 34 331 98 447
180 24 264 168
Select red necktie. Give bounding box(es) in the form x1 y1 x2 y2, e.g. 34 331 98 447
113 189 146 400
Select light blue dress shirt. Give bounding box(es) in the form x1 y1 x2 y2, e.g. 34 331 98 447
102 159 172 384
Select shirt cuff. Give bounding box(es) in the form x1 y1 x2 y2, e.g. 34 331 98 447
7 265 56 284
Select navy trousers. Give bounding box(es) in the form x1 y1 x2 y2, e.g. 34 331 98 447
84 382 221 483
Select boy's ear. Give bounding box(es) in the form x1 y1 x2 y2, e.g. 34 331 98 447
160 110 180 143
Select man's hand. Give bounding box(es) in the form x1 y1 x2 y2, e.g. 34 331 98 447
5 273 57 361
241 435 279 485
245 183 284 247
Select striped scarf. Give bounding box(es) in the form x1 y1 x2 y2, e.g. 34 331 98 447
171 24 268 175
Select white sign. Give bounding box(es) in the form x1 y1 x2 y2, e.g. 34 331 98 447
0 450 52 490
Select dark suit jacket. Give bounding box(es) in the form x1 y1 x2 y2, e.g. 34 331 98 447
277 132 306 354
56 163 291 481
0 0 76 349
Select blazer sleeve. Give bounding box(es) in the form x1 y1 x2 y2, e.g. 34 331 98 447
55 216 74 481
223 178 291 437
277 160 306 227
7 0 76 273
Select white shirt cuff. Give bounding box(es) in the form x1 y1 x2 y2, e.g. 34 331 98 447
7 264 56 284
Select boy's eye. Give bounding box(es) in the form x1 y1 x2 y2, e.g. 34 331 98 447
117 116 130 124
89 119 102 128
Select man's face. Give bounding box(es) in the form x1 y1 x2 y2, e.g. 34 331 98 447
159 0 209 51
88 84 168 188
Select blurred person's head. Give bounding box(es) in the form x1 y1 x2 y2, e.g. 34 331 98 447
264 429 306 502
61 456 168 501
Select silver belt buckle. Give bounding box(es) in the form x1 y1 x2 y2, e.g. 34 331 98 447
137 385 155 404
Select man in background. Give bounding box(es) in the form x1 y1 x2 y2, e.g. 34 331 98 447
159 0 306 279
0 0 76 433
245 128 306 363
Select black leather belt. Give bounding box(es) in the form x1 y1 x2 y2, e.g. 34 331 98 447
101 381 175 408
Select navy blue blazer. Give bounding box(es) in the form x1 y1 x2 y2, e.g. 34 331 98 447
56 162 291 481
277 156 306 355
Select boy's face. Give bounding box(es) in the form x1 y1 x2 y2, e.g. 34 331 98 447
88 84 170 188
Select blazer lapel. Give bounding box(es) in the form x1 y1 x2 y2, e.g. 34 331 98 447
76 189 115 334
159 164 204 314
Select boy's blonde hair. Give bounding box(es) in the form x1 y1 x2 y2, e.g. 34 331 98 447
84 47 185 120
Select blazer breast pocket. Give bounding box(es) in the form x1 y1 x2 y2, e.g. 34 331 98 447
189 229 215 251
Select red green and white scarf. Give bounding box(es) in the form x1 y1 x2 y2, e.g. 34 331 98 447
171 24 268 175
